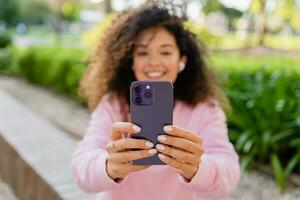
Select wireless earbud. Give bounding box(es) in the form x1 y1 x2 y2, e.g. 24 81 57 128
179 62 185 72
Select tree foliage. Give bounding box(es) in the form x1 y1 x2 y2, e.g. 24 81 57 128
19 0 50 24
0 0 20 26
201 0 243 29
48 0 81 22
274 0 300 30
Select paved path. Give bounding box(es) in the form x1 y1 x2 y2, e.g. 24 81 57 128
0 75 89 139
0 75 299 200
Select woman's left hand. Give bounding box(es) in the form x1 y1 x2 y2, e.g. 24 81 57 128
156 125 204 181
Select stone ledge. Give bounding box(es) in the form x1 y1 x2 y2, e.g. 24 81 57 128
0 90 95 200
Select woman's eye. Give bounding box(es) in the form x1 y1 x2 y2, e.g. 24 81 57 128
161 52 171 56
136 52 148 56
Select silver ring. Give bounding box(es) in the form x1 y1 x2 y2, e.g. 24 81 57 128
109 141 115 149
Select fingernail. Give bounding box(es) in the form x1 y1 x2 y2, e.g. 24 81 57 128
163 125 173 132
156 144 165 151
148 149 157 155
132 125 141 132
157 135 167 142
158 153 166 160
145 141 154 148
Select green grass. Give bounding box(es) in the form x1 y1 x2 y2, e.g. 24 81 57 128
265 34 300 50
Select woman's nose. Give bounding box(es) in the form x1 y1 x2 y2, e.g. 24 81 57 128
148 54 161 67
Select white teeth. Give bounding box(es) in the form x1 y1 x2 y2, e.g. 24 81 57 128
146 71 164 78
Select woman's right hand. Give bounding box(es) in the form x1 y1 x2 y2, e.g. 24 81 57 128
105 122 157 180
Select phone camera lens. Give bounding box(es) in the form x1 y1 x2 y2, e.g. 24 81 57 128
144 91 152 98
134 86 142 93
135 96 142 104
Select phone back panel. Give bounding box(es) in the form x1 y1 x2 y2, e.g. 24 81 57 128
130 81 173 165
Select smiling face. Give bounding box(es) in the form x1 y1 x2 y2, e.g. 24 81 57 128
132 27 187 83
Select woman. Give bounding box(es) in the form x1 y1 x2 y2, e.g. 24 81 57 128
72 3 240 200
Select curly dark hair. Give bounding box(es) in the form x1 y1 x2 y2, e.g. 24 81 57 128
79 2 228 112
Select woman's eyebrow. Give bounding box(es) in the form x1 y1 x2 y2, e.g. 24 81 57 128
134 44 174 48
161 44 174 48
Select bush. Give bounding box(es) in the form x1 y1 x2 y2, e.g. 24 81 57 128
0 47 19 75
0 33 12 48
216 58 300 192
16 47 89 100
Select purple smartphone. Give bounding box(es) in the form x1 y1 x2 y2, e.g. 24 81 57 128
130 81 173 165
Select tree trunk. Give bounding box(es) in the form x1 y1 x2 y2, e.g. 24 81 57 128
105 0 112 14
52 14 62 46
244 14 254 49
258 13 267 46
257 0 267 46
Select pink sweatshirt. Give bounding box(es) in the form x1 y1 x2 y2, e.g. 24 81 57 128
71 94 240 200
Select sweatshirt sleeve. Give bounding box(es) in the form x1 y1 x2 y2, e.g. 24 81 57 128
71 95 126 192
178 103 241 199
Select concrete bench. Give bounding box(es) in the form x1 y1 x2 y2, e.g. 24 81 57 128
0 90 96 200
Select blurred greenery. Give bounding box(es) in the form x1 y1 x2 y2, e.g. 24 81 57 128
210 34 300 50
0 33 12 48
220 61 300 192
20 0 50 25
81 15 300 51
0 0 20 26
201 0 243 29
211 52 300 192
6 47 89 101
48 0 81 22
210 53 300 71
1 0 299 50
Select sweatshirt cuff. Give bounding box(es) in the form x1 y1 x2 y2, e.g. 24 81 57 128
96 152 127 189
178 154 212 189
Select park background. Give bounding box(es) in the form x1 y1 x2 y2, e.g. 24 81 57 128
0 0 299 199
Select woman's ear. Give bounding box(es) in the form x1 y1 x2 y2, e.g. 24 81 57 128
181 55 187 65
